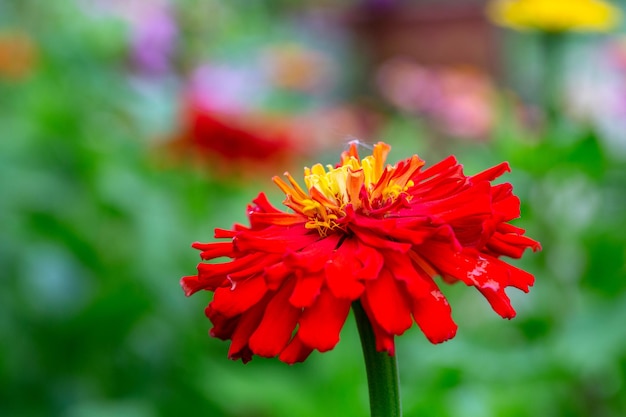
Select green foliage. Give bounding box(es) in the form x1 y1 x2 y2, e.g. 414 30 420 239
1 1 625 417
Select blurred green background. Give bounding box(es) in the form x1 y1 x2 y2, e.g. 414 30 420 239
2 0 626 416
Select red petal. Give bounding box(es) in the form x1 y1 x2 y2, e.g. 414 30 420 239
297 288 351 352
251 192 282 213
352 227 412 253
505 261 535 292
491 183 521 221
383 251 431 298
227 299 269 363
498 223 526 234
419 242 530 318
416 155 458 179
413 181 493 223
192 241 236 260
205 305 238 340
264 261 292 290
233 226 317 254
214 228 237 239
283 235 340 273
211 275 268 317
355 240 384 280
325 238 365 299
477 286 516 319
411 156 466 199
278 334 314 364
180 275 219 297
486 232 542 258
195 252 268 286
391 155 425 187
248 212 306 228
352 213 437 246
412 295 457 343
409 271 458 344
248 280 301 358
470 162 510 183
289 272 324 307
362 268 413 335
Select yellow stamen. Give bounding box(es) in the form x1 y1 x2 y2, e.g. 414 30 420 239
275 142 422 235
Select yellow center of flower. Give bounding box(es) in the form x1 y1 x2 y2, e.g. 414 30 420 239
273 142 423 235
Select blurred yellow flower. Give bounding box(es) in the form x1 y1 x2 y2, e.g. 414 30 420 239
487 0 621 32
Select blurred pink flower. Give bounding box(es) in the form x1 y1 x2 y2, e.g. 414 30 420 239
565 38 626 156
187 64 267 114
260 43 335 93
130 4 177 75
78 0 177 75
377 58 497 140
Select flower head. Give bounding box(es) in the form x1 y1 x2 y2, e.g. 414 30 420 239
487 0 621 32
182 142 541 364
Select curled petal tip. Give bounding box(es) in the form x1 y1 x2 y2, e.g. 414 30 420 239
180 276 196 297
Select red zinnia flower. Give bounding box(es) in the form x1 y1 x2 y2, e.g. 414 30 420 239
182 142 541 364
167 98 296 171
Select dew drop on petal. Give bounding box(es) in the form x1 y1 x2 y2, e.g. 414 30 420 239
481 279 500 291
430 290 445 301
466 256 488 284
227 275 237 290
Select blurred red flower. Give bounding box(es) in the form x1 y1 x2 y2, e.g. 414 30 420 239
182 142 540 363
172 99 295 166
165 64 299 173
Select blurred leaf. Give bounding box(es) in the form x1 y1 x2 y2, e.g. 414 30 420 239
509 128 608 180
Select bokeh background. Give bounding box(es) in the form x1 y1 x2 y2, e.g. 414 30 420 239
2 0 626 416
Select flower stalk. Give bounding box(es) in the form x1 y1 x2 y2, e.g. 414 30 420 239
539 31 564 127
353 301 401 417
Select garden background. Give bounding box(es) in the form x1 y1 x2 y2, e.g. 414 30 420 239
1 0 625 416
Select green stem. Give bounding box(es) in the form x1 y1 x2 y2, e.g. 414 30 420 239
352 301 401 417
539 31 564 128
